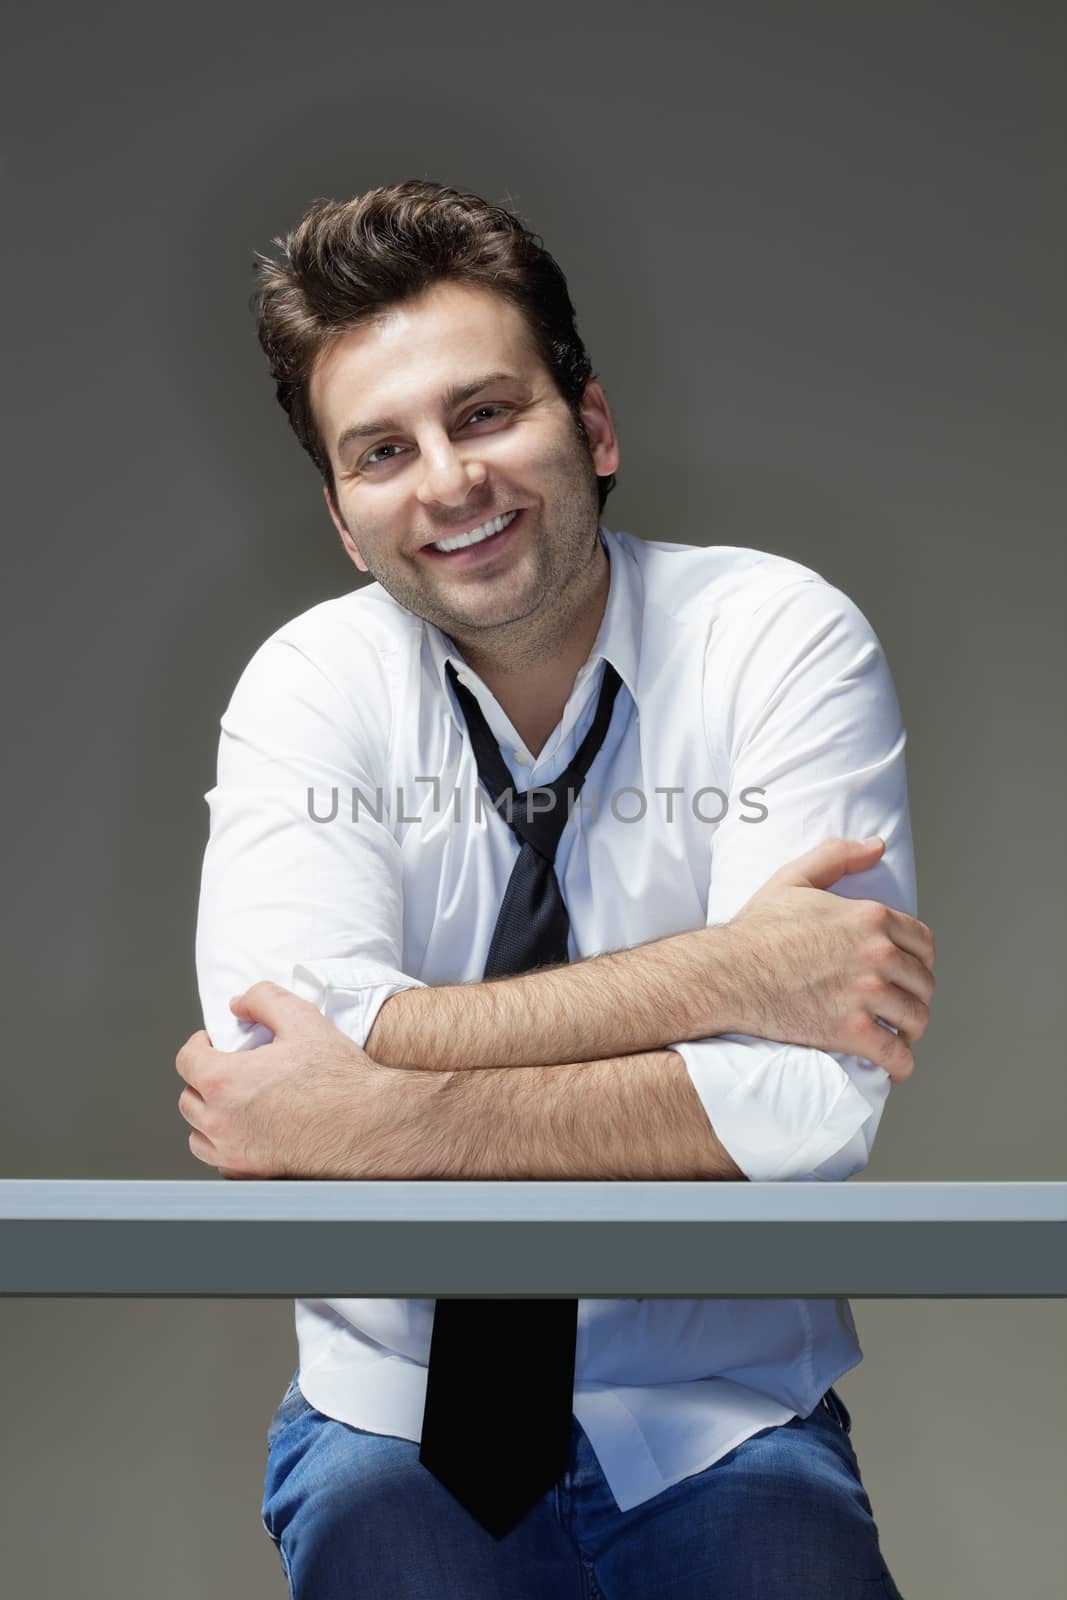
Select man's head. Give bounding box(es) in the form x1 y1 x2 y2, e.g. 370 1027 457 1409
250 181 619 665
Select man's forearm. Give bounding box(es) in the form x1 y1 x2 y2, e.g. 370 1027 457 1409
365 928 736 1071
383 1047 747 1181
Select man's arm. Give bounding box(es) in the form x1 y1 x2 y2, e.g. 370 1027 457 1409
392 1047 747 1181
182 980 746 1181
364 926 729 1069
665 575 919 1183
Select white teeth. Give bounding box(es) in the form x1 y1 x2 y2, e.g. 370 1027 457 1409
432 510 518 553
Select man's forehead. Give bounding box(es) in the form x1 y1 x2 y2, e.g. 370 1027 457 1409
312 285 543 446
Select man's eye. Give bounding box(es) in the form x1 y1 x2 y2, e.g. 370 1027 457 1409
362 405 507 468
364 444 401 466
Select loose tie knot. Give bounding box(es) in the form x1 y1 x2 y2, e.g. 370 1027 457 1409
446 659 623 864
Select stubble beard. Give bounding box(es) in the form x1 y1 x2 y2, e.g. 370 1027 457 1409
433 454 604 677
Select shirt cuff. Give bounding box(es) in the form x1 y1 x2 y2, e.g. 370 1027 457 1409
669 1033 877 1182
290 958 428 1053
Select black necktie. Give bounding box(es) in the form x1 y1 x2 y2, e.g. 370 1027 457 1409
418 656 624 1540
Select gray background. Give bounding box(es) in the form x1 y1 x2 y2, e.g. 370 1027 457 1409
2 0 1063 1594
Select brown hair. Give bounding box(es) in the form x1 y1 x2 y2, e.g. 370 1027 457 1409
249 179 617 519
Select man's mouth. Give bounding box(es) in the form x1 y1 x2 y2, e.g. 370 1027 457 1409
421 508 524 565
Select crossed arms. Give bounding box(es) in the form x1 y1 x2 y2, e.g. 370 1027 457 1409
190 577 931 1182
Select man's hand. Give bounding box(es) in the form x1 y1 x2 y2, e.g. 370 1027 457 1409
175 981 428 1179
719 835 936 1082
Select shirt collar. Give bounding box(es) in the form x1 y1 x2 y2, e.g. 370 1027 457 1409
424 524 642 736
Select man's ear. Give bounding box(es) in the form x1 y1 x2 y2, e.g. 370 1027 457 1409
579 379 620 479
323 483 368 573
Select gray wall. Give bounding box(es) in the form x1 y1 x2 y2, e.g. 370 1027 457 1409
2 2 1063 1594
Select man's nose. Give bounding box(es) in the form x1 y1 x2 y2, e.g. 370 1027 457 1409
417 438 488 506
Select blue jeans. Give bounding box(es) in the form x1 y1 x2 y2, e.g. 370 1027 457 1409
261 1373 905 1597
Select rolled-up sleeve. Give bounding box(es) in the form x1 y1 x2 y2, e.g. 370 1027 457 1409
194 629 426 1056
669 576 918 1182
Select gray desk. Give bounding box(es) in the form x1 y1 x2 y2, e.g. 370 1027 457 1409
1 1181 1063 1296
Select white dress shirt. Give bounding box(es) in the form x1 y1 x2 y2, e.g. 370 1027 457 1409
195 523 916 1513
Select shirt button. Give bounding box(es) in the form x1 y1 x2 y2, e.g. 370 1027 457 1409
513 750 528 764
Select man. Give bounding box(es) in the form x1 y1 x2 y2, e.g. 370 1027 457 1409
179 180 933 1597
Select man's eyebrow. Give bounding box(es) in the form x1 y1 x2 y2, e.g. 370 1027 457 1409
335 371 530 458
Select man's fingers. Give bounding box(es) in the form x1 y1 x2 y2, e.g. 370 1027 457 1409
177 1084 208 1129
775 836 885 891
229 978 320 1035
187 1127 220 1168
885 909 936 972
175 1029 216 1085
858 1017 915 1083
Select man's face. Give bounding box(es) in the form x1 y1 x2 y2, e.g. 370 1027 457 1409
310 281 619 656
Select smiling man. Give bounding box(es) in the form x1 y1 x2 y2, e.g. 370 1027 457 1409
315 283 617 757
181 180 930 1597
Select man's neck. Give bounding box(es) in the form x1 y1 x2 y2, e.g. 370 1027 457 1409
463 540 611 759
481 670 584 760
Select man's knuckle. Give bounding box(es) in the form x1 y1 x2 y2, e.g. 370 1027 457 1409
860 900 890 931
176 1031 212 1079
